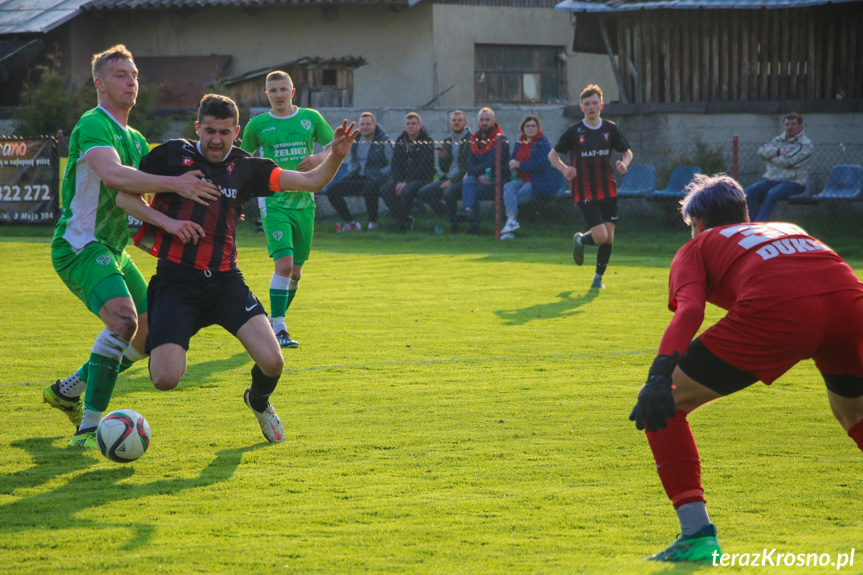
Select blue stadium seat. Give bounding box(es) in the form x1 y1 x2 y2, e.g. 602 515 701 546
616 165 657 198
650 165 702 199
812 165 863 200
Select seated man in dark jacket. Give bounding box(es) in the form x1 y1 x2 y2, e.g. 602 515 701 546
457 107 510 234
324 112 393 231
416 110 471 223
379 112 436 231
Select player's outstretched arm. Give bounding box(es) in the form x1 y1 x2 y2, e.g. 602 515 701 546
115 192 205 245
297 144 333 172
278 121 358 192
87 147 220 205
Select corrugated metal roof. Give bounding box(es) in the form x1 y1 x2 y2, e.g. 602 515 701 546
83 0 406 9
555 0 861 11
0 0 91 34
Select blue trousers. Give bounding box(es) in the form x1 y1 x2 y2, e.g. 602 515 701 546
744 179 804 222
461 175 496 223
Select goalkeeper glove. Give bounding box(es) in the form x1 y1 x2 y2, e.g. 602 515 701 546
629 352 680 432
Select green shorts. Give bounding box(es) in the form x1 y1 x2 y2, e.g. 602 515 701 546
260 205 315 265
52 238 148 316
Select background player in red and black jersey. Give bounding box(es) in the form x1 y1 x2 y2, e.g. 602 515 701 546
549 84 633 289
629 173 863 562
117 94 357 443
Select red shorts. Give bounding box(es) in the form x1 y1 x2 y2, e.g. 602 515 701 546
700 287 863 384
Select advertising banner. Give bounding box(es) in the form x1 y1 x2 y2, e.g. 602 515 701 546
0 137 59 224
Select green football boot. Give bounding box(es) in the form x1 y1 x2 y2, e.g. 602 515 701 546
647 523 721 563
69 426 98 449
43 381 83 426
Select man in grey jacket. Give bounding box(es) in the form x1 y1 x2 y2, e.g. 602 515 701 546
416 110 471 221
324 112 393 231
744 113 814 221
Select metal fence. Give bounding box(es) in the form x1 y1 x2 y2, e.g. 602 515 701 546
309 137 863 238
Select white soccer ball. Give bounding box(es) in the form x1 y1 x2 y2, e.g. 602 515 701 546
97 409 152 463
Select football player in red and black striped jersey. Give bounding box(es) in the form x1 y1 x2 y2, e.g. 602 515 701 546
116 94 357 443
549 84 633 290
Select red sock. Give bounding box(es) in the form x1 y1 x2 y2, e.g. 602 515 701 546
848 420 863 451
645 409 705 508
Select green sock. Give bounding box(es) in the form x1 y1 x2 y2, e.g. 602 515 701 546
270 288 289 318
286 278 299 311
269 273 291 318
83 330 129 413
76 353 134 384
84 352 121 412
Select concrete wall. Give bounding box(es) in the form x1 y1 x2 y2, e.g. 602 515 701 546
429 4 615 107
60 3 609 109
608 112 863 187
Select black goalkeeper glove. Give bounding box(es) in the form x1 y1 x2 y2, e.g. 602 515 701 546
629 352 680 432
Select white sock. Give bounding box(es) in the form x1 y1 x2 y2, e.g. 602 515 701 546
271 317 286 333
270 272 291 292
124 345 147 363
58 369 85 399
80 408 102 431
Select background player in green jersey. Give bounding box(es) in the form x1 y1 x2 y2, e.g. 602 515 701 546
44 45 218 448
241 71 334 349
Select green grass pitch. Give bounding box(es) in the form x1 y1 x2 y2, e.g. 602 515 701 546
1 224 861 574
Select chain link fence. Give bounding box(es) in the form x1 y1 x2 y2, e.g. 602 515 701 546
310 137 863 238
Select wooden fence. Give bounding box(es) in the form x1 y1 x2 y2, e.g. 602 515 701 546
609 5 862 104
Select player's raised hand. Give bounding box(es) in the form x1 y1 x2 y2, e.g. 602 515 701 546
165 219 206 245
330 120 359 160
173 170 220 205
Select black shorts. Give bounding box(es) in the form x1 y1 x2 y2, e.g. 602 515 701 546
145 259 266 354
578 199 619 229
678 337 759 396
679 337 863 399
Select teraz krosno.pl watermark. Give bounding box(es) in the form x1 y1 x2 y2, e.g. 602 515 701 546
712 549 855 570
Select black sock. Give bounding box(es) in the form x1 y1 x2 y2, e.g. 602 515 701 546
596 243 613 276
580 232 596 246
248 364 280 412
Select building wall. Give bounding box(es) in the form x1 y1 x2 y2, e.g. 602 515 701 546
67 6 435 108
58 3 614 109
430 4 618 106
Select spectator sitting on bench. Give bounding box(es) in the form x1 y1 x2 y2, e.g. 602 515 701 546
745 113 814 222
500 115 558 238
456 107 510 234
325 112 394 232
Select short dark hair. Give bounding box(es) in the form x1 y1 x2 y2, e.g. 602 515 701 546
784 112 803 124
197 94 239 125
91 45 134 81
680 173 749 228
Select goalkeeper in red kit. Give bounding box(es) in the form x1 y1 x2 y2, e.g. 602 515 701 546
629 173 863 562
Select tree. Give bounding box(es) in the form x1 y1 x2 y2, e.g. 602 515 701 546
14 48 168 140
